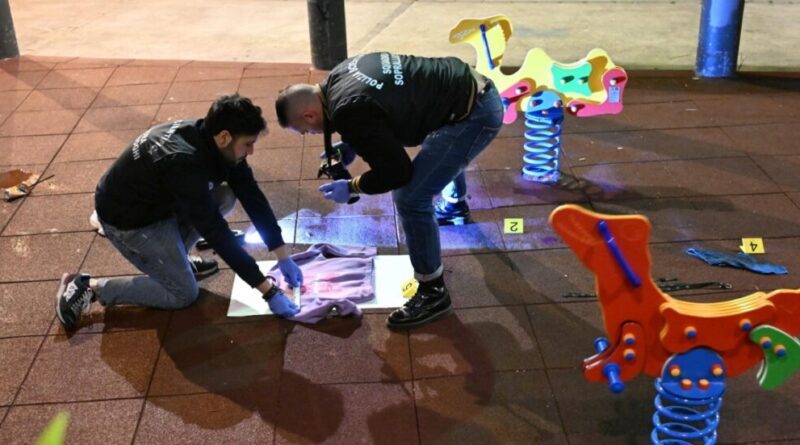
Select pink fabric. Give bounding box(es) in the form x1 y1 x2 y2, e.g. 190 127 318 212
267 244 376 323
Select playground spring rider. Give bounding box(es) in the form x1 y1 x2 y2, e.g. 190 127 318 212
549 204 800 444
450 15 628 184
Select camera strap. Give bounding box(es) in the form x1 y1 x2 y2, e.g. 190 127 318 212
323 114 334 170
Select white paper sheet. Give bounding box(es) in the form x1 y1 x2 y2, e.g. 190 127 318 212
227 255 414 317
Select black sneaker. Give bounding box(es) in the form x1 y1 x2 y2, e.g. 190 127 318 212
387 277 452 330
55 273 95 331
434 199 471 226
189 255 219 279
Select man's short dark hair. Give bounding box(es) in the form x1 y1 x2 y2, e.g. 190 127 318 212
275 84 317 128
205 94 266 137
275 87 291 128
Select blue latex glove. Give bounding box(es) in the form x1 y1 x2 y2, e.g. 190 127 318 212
686 248 788 275
277 257 304 287
319 141 356 166
319 180 351 204
267 288 300 317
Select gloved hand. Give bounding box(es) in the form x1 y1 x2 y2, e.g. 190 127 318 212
277 257 303 288
319 180 352 204
319 141 356 166
266 288 300 317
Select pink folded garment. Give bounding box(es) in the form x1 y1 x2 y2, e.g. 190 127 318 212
267 243 377 324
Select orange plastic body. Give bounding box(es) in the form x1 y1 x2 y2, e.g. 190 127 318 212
549 204 800 382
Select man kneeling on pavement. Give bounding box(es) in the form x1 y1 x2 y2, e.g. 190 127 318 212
56 94 303 331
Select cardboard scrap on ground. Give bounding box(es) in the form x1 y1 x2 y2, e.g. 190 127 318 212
0 169 43 201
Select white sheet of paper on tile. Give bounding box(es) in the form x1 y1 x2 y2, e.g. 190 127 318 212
227 255 414 317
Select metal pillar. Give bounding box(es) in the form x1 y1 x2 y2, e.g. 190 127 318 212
695 0 745 78
0 0 19 59
307 0 347 70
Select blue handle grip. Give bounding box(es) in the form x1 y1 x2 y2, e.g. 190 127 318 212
479 24 495 70
603 363 625 394
594 337 610 353
597 220 641 288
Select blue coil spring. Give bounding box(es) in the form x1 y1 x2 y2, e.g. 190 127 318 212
651 378 721 445
522 96 564 183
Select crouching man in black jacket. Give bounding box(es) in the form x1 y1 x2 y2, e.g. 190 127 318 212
56 94 303 331
275 52 503 330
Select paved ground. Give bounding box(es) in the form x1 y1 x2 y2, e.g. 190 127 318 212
1 56 800 444
8 0 800 70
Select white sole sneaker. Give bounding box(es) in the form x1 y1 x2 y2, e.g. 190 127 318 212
89 210 105 236
54 272 72 326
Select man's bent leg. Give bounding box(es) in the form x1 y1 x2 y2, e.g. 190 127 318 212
97 217 199 309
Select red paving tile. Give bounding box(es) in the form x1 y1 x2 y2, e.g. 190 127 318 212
492 204 564 251
37 67 115 90
274 380 417 445
562 127 738 166
18 330 161 403
409 306 544 378
54 130 137 162
2 193 95 235
17 87 98 111
164 79 240 103
174 65 243 82
0 70 47 91
152 100 212 124
246 147 303 181
237 75 309 99
136 392 277 445
148 320 286 397
225 180 299 222
36 159 114 195
720 122 800 156
73 104 157 133
55 57 129 69
547 368 654 445
414 371 567 444
526 302 605 368
482 169 588 207
0 280 60 337
443 253 557 308
0 337 42 405
0 232 94 281
283 314 412 384
0 58 799 443
0 399 141 445
0 197 22 230
106 66 178 86
593 193 800 242
573 157 780 201
92 82 170 108
0 134 68 166
243 63 312 78
0 90 29 112
0 109 82 137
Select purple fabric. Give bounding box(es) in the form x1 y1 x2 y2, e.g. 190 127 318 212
267 243 376 323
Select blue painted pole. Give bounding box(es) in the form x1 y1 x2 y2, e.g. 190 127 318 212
695 0 745 77
0 0 20 59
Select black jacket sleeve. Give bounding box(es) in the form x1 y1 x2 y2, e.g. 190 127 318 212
227 160 285 251
161 156 267 288
334 106 412 195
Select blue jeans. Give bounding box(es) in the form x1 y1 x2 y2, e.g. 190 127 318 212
394 83 504 280
96 185 236 309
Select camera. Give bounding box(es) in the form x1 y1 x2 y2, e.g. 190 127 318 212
318 148 360 204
